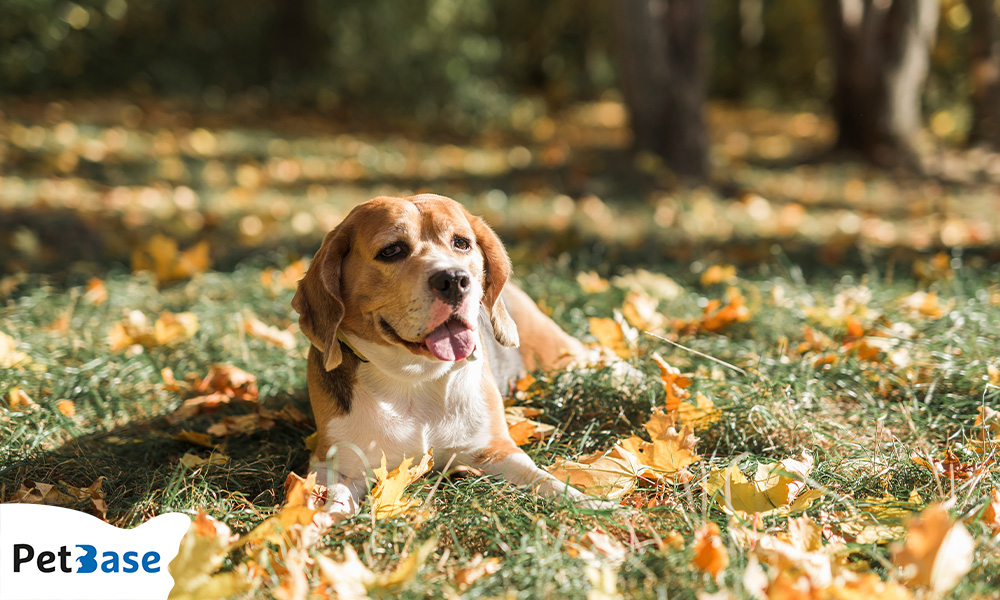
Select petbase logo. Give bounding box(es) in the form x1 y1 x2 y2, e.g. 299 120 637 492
0 504 190 600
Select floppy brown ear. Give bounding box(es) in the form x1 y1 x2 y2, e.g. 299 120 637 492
292 224 352 371
466 210 519 348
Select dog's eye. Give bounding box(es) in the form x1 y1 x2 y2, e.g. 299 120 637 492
376 243 407 261
453 236 471 252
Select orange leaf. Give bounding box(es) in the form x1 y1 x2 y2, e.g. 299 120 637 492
692 523 729 578
588 317 630 359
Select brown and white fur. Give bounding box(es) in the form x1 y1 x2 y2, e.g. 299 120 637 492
292 194 607 519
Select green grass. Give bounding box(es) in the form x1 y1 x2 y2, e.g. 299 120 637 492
3 253 1000 599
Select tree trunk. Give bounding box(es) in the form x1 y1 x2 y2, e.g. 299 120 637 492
822 0 939 167
614 0 708 180
968 0 1000 148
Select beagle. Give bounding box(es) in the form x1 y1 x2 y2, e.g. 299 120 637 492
292 194 606 518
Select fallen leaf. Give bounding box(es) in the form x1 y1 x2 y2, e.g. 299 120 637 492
261 259 308 292
505 406 555 446
589 316 631 359
700 264 737 286
586 562 624 600
692 523 729 578
548 444 646 499
577 271 610 293
619 408 700 480
379 536 438 589
703 452 822 518
452 553 502 589
133 235 211 286
892 503 973 596
678 392 720 427
174 430 215 447
196 365 259 401
5 386 38 412
108 310 198 350
11 477 107 519
0 330 30 368
567 527 628 566
55 399 75 417
650 353 693 412
621 289 663 331
835 494 918 544
167 513 252 600
82 277 108 305
976 488 1000 535
315 545 376 600
611 269 682 301
179 452 229 468
244 314 297 350
154 312 199 345
370 450 434 520
899 291 952 319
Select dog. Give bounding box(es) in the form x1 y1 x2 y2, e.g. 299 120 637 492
292 193 608 518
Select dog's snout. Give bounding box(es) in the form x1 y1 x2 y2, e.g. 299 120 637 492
429 269 472 305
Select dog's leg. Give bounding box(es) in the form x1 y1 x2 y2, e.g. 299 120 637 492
475 450 617 510
311 462 367 520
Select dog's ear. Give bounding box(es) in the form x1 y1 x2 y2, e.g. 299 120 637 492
466 210 519 348
292 223 352 371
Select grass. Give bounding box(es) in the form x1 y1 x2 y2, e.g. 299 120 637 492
3 252 1000 598
2 100 1000 598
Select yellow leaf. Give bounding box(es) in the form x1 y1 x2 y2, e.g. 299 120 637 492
836 494 920 544
370 450 434 520
892 503 973 596
154 312 199 345
977 488 1000 535
243 313 297 350
703 452 821 518
899 291 952 319
55 399 75 417
174 430 215 447
586 562 623 600
567 527 628 566
452 553 502 589
577 271 610 293
379 536 437 588
548 444 646 499
167 513 252 600
620 410 700 481
304 431 318 452
5 386 38 412
650 353 693 412
133 235 210 286
505 405 554 446
179 452 229 469
678 392 719 426
0 330 30 368
588 317 631 359
700 264 737 287
315 545 377 600
83 277 108 305
621 289 662 331
692 523 729 578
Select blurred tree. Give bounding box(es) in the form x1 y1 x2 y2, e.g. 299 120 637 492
967 0 1000 147
823 0 939 166
614 0 708 180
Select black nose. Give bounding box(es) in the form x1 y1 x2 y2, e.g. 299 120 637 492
429 269 472 305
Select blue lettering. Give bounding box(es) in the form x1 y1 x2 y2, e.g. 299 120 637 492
123 551 139 573
76 544 97 573
101 552 120 573
142 552 160 573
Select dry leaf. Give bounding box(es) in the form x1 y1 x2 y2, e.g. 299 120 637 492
836 494 917 544
899 291 952 319
196 365 259 401
700 264 737 286
589 316 631 359
11 477 107 519
619 408 701 480
703 452 822 518
452 554 502 589
133 235 211 285
244 314 297 350
586 562 624 600
179 452 229 468
977 488 1000 535
692 523 729 578
650 353 693 412
315 545 376 600
261 259 308 292
0 330 30 368
154 312 199 345
892 503 973 596
55 399 75 417
167 513 252 600
370 450 434 520
108 310 198 350
174 430 215 447
567 527 628 566
83 277 108 305
678 392 719 426
379 536 438 589
505 406 555 446
577 271 610 293
621 289 663 331
611 269 682 301
548 444 646 499
5 386 38 412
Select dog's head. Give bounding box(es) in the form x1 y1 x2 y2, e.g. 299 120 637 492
292 194 519 371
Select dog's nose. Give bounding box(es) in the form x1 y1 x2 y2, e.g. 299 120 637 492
429 269 472 305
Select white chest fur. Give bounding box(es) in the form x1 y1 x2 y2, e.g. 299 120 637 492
316 342 493 478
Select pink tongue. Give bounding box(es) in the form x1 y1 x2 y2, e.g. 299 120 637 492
425 320 476 361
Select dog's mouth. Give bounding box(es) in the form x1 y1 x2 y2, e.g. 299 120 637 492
379 316 477 361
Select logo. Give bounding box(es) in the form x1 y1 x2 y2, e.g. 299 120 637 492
0 504 190 600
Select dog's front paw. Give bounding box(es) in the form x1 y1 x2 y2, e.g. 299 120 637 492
573 495 621 511
317 482 362 521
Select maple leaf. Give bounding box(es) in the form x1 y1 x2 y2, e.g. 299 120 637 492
703 452 822 518
370 450 434 520
650 353 693 412
167 512 253 600
505 406 555 446
548 444 646 499
132 234 211 286
692 522 729 578
167 365 259 424
910 451 983 480
619 408 700 480
977 488 1000 535
452 554 502 589
10 477 108 519
0 330 30 368
891 503 973 597
621 289 664 331
588 316 634 359
243 313 297 350
315 545 377 600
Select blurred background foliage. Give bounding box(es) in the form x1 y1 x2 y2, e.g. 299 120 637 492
0 0 979 134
